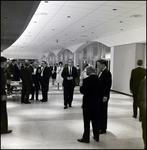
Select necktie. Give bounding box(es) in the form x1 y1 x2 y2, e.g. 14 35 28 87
70 67 72 75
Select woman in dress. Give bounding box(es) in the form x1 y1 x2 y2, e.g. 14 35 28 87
56 62 64 90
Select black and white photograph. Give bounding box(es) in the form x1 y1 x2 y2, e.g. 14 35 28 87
1 1 146 149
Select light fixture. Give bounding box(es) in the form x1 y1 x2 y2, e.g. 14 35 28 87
120 21 123 23
130 14 142 18
113 9 117 11
81 25 84 27
67 16 71 18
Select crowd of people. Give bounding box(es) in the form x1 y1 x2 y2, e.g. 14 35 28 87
0 56 146 149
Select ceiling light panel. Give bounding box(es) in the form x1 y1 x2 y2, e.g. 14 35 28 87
105 1 143 9
64 1 100 10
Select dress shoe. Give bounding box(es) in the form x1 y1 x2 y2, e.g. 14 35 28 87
29 98 34 100
64 106 68 109
93 136 99 142
99 130 106 134
77 138 89 143
1 130 12 134
25 102 31 104
69 105 72 107
132 115 137 118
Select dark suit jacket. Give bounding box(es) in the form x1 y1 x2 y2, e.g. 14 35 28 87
1 68 6 97
137 77 146 116
32 67 41 83
61 66 78 88
40 66 52 84
99 69 112 99
130 67 146 93
21 67 33 86
80 74 103 108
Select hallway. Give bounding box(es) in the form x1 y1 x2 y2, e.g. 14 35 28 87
1 83 144 149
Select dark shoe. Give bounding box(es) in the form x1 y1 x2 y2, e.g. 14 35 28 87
69 105 72 107
99 130 106 134
25 102 31 104
36 99 39 100
64 106 68 109
132 115 137 118
77 139 89 143
93 136 99 142
21 102 25 103
1 130 12 134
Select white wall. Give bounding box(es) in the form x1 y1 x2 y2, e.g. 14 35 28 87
112 44 136 95
112 43 146 95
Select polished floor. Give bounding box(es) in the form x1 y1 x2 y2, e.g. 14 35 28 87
1 82 144 149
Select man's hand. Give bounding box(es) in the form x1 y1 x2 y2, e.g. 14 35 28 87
103 96 108 102
67 77 73 80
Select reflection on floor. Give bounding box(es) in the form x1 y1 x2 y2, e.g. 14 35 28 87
1 83 144 149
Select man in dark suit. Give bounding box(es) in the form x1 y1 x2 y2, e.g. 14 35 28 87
137 76 146 149
96 59 112 134
1 56 12 134
77 65 103 143
130 59 146 121
61 59 78 109
21 62 34 104
30 61 41 100
40 61 52 102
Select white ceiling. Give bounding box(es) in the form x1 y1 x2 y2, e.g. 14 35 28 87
2 1 146 58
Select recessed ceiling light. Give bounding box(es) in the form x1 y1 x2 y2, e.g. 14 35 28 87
52 29 55 31
44 1 48 3
65 34 67 36
81 25 84 27
120 29 123 31
67 16 71 18
130 14 142 18
91 32 94 34
120 21 123 23
34 21 37 23
113 9 117 11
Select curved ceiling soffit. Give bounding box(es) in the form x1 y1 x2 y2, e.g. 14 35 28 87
75 41 96 53
1 1 41 52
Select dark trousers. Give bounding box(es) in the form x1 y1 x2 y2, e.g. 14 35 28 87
142 113 146 149
99 100 108 130
63 85 74 106
30 82 39 100
21 85 32 103
41 83 49 101
82 107 100 141
133 91 141 119
1 100 8 133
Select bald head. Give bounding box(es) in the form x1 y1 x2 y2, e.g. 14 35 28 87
86 65 96 76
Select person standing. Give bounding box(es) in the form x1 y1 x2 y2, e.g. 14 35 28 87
61 59 78 109
56 62 64 90
51 63 57 85
96 59 112 134
1 56 12 134
76 64 81 86
29 61 41 100
40 61 52 102
21 62 34 104
130 59 146 121
77 65 103 143
137 76 146 149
